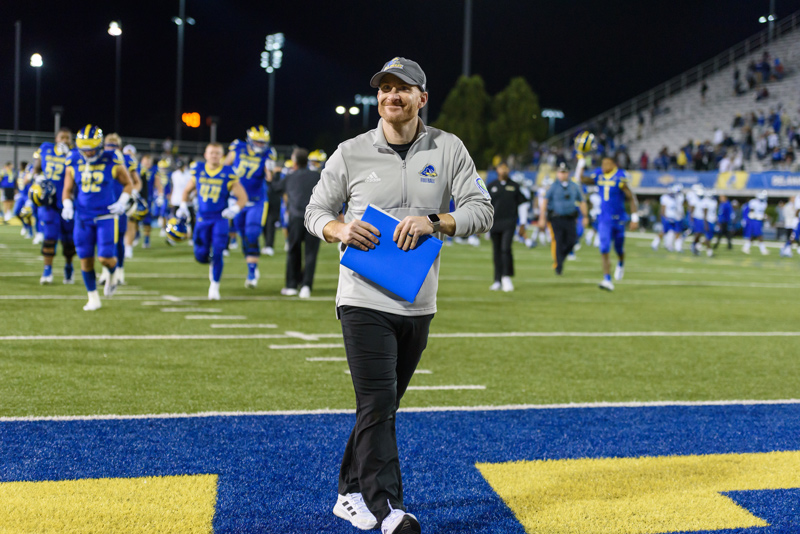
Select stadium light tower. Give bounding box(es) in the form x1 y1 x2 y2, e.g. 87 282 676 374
173 0 196 145
336 105 359 133
262 32 285 135
30 53 43 132
542 108 565 138
108 21 122 133
354 94 377 129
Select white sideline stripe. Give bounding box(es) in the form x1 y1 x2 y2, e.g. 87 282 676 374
112 290 160 295
429 331 800 338
2 331 800 342
210 324 277 329
142 301 188 306
8 399 799 422
185 315 247 320
163 295 183 302
161 307 222 313
407 385 485 391
285 331 320 341
269 343 343 350
307 357 347 362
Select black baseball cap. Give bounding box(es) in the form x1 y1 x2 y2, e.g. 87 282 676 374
556 162 569 172
370 57 427 92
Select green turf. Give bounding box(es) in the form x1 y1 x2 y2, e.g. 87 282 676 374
1 224 799 417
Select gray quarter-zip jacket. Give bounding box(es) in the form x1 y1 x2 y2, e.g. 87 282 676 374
305 119 494 316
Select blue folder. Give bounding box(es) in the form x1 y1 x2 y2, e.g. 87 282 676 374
340 205 443 303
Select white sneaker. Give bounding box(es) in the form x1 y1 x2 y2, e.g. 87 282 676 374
501 276 514 292
229 240 239 250
567 253 577 261
98 267 110 285
599 279 615 291
489 281 501 291
132 237 140 247
299 286 311 299
20 228 27 237
244 267 260 288
124 245 133 259
333 493 378 531
284 242 290 252
742 243 751 254
63 276 74 285
116 267 125 286
707 248 713 257
280 287 298 296
381 508 420 534
261 246 275 256
32 232 44 245
222 249 230 257
159 228 167 237
614 264 624 281
467 235 481 247
208 281 221 301
104 271 118 297
759 245 769 255
40 274 53 285
83 291 102 311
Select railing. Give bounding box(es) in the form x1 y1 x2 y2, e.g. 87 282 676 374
546 10 800 149
0 130 294 160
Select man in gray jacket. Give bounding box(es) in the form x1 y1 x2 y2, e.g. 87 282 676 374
305 57 493 534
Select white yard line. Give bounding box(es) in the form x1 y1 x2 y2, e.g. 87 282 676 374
345 369 432 375
2 331 799 342
3 398 799 422
306 357 347 362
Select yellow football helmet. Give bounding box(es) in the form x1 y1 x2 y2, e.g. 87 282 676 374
309 149 327 163
76 125 104 162
574 131 595 154
246 125 270 154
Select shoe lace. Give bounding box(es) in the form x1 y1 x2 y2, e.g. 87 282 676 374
348 493 372 517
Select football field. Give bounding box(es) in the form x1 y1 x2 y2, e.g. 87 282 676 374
1 224 799 533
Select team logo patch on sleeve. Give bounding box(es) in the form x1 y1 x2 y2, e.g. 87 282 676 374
420 165 437 183
476 177 491 200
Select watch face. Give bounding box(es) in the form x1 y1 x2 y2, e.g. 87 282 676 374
428 214 440 223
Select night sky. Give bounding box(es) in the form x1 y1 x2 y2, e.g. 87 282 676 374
4 0 800 153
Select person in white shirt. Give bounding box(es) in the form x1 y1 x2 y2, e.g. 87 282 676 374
702 191 719 257
652 184 682 251
689 185 708 255
170 160 194 237
743 190 769 255
780 195 800 257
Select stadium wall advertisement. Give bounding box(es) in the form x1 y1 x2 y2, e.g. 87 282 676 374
487 169 800 194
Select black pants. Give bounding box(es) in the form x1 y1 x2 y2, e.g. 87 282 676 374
713 222 732 249
490 227 515 281
550 215 578 273
261 199 282 248
285 216 320 289
338 305 434 523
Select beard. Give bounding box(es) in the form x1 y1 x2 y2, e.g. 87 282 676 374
379 101 418 126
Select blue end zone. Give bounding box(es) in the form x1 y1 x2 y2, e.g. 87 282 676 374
2 404 800 533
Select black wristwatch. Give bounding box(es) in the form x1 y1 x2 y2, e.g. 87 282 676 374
427 213 440 233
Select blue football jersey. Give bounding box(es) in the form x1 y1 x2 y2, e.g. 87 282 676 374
591 167 629 222
0 167 14 188
39 142 73 208
227 139 276 202
66 149 126 220
192 163 239 218
138 162 158 201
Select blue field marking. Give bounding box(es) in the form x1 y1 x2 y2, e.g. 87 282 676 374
2 404 800 533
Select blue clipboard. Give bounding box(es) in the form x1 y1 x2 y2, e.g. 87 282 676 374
340 205 443 303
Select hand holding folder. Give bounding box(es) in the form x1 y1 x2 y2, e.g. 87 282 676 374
340 205 443 303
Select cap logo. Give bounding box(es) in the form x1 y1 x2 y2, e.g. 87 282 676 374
383 57 404 71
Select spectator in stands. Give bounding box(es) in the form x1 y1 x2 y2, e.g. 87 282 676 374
713 127 724 146
637 113 645 140
756 86 769 102
767 128 780 151
773 57 785 80
756 134 769 160
718 150 733 173
742 126 754 161
771 146 785 167
639 150 649 170
746 61 758 89
758 52 772 82
732 114 744 129
732 148 744 170
733 66 747 96
700 80 708 105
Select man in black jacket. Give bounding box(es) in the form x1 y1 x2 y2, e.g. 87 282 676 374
487 163 526 291
277 148 321 298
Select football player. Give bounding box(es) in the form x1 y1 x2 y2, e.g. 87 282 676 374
743 190 769 255
652 184 682 251
11 157 34 238
1 161 15 223
578 155 639 291
702 190 718 257
32 128 77 284
128 154 163 250
224 125 276 288
156 158 172 236
61 125 134 311
688 184 707 256
98 134 140 285
780 194 800 257
177 143 248 300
